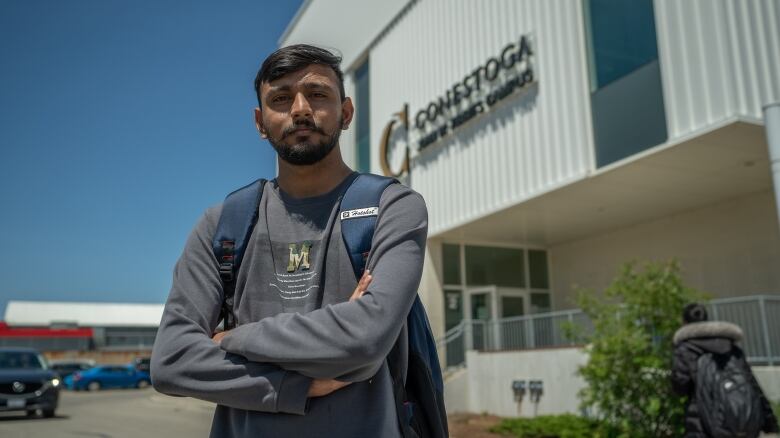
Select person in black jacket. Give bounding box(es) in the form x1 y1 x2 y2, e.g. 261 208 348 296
672 303 778 437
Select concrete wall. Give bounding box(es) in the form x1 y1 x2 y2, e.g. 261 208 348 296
755 366 780 402
446 347 780 418
443 367 470 414
550 189 780 309
446 348 588 417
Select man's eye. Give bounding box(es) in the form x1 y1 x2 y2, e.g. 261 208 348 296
272 95 290 103
312 92 327 98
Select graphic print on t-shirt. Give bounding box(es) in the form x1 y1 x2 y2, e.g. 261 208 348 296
270 240 319 301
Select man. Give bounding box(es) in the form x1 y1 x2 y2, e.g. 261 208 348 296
151 44 428 437
672 303 778 437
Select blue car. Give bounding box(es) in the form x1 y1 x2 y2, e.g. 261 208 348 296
64 364 151 391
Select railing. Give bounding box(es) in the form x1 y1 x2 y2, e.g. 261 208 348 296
707 296 780 365
437 295 780 369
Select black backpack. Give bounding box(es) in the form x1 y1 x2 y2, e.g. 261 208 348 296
212 173 448 438
695 347 762 438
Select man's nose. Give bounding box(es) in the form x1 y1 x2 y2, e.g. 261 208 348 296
291 93 313 120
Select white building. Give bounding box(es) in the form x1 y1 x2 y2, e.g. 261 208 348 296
281 0 780 416
2 301 163 353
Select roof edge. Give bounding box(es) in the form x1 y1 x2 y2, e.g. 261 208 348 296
278 0 315 47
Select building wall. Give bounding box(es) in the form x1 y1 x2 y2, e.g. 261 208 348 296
279 0 410 70
368 0 595 236
655 0 780 140
45 350 150 365
419 240 445 339
281 0 780 337
340 73 357 167
550 189 780 309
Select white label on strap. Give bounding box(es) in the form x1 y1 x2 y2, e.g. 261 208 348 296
341 207 379 220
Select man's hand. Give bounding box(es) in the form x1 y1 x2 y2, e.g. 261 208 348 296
307 378 351 397
212 330 230 344
307 273 370 398
350 270 372 301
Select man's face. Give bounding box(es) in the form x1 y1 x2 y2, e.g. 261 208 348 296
256 64 353 166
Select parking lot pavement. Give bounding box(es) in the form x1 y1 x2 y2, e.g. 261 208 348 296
0 389 215 438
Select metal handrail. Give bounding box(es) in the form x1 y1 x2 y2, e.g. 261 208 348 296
436 294 780 368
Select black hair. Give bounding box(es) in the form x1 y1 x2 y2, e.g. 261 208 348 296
682 303 708 324
254 44 345 106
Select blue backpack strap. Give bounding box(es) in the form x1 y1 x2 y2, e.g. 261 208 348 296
212 178 266 330
340 173 448 438
339 173 397 280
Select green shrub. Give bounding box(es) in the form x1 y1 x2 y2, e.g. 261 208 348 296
489 414 617 438
572 260 704 437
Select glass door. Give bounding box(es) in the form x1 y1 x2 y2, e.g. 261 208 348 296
465 287 496 350
496 288 528 349
443 288 465 367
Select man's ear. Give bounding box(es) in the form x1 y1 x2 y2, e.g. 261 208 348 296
341 97 354 130
254 107 267 138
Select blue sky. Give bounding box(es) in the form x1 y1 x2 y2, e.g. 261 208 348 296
0 1 304 315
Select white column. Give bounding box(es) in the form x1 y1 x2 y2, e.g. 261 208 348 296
765 103 780 233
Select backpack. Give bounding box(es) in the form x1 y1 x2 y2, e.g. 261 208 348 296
212 173 448 438
695 347 762 438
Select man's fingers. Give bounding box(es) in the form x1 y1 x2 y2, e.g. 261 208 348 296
349 271 372 302
212 330 229 344
356 272 372 297
308 379 352 397
359 270 371 288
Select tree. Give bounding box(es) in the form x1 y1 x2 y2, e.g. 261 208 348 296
572 260 704 437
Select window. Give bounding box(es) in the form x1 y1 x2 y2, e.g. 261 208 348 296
529 249 549 289
354 59 371 172
443 243 461 285
586 0 659 91
442 243 551 325
444 288 463 331
465 245 525 288
585 0 667 167
531 293 551 314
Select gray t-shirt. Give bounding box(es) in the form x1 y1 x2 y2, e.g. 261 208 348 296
151 173 428 437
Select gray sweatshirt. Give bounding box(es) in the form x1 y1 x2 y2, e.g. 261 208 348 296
150 173 428 437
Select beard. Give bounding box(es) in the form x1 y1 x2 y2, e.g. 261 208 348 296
267 117 342 166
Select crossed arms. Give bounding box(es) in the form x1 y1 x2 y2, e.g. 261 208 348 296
150 188 427 415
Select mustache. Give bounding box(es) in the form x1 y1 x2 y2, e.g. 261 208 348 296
282 120 327 138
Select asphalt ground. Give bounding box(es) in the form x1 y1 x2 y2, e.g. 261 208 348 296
0 388 214 438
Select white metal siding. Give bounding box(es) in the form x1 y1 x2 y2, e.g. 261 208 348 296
280 0 410 70
341 74 357 168
369 0 594 236
655 0 780 139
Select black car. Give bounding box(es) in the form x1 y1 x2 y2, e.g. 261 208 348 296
133 357 150 373
0 348 60 418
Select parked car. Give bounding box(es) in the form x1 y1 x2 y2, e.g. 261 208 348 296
132 357 150 373
64 364 151 391
0 347 60 418
50 359 95 379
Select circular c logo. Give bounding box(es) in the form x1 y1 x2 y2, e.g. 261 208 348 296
379 104 411 178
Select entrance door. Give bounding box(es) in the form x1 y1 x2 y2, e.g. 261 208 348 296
464 287 496 350
464 287 529 350
496 288 528 349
